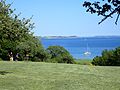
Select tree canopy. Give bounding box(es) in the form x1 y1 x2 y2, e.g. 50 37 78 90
46 46 75 64
92 47 120 66
0 0 47 61
83 0 120 24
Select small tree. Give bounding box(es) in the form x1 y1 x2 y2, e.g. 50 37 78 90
46 46 75 64
92 47 120 66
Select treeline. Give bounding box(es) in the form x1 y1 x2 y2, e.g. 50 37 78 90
0 0 75 64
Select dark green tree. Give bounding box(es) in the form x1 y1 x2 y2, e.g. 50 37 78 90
92 56 103 66
16 35 50 61
113 47 120 65
46 46 75 64
83 0 120 24
92 47 120 66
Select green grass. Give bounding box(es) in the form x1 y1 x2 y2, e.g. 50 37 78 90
75 59 92 65
0 61 120 90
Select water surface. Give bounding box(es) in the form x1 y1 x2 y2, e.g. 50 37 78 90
41 37 120 59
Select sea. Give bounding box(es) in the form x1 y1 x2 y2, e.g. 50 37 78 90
41 36 120 59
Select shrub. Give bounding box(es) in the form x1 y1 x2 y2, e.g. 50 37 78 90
46 46 75 64
92 56 104 66
92 47 120 66
31 50 51 62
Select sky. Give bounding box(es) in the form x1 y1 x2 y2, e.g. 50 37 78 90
7 0 120 37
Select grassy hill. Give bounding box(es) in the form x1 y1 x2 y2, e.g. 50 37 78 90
0 61 120 90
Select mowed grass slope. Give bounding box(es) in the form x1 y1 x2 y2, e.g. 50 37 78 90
0 62 120 90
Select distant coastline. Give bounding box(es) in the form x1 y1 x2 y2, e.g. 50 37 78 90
40 36 120 39
42 36 78 39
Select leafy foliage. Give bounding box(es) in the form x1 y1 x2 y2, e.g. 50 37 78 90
46 46 75 64
0 0 48 61
83 0 120 24
92 47 120 66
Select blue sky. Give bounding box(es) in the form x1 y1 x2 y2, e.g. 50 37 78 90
7 0 120 37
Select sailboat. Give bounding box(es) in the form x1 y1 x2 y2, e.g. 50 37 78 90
84 40 91 55
84 51 91 55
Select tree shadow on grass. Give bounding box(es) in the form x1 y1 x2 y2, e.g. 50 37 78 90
0 71 12 75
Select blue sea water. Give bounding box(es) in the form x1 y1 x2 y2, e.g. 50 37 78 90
41 37 120 59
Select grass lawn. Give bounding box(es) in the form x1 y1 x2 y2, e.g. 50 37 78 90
0 61 120 90
75 59 92 65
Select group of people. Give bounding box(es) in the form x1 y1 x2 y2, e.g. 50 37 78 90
8 52 19 61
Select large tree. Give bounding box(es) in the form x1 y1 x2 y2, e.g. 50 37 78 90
83 0 120 24
0 0 46 61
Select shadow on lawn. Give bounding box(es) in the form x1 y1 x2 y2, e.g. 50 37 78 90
0 71 12 75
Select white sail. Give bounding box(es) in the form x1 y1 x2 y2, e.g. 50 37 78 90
84 39 91 55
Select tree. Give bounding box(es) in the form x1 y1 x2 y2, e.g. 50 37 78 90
0 0 34 59
16 35 49 61
113 47 120 65
46 46 75 64
83 0 120 24
0 0 47 61
92 47 120 66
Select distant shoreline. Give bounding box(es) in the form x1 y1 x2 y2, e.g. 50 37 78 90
40 36 120 39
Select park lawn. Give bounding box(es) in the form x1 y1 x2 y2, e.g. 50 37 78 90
0 61 120 90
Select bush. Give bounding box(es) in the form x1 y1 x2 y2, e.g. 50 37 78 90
92 56 104 66
92 47 120 66
31 50 51 62
46 46 75 64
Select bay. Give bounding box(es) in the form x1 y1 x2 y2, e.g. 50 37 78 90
41 37 120 59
